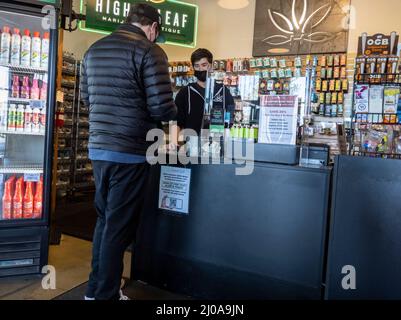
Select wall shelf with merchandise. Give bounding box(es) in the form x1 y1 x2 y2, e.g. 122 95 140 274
350 50 401 159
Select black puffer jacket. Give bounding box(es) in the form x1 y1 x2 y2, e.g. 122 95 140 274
80 23 177 155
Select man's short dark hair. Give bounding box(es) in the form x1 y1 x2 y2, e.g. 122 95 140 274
126 4 155 26
191 48 213 66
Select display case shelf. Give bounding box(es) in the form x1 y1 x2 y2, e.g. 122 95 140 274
62 68 76 76
74 182 95 189
0 167 43 174
355 73 401 85
0 130 45 136
7 98 45 105
353 113 400 125
353 151 401 159
0 63 48 74
61 82 75 89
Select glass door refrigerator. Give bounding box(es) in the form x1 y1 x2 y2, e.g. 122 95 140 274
0 0 58 277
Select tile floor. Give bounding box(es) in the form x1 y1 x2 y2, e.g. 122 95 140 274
0 235 131 300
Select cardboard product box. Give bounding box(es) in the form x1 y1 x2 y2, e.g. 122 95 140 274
368 85 384 113
383 87 400 114
354 85 369 113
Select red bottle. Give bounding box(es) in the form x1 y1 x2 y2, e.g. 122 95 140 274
13 177 24 219
2 176 15 220
23 181 34 219
33 178 43 219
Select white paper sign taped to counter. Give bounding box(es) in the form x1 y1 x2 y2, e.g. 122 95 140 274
159 166 191 215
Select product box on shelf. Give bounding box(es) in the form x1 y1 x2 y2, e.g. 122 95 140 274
369 85 385 113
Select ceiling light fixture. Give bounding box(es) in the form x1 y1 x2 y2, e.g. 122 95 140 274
217 0 250 10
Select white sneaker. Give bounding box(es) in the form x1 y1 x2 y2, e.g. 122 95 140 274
84 296 95 300
119 290 130 300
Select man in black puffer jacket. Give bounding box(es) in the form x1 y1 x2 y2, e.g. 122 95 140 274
80 3 177 300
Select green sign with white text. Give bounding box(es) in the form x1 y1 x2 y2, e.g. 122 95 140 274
80 0 198 48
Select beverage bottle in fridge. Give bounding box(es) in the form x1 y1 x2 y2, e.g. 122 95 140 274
0 102 8 131
20 75 30 99
0 174 4 219
8 103 17 131
0 26 11 64
10 28 21 66
13 177 24 219
41 32 49 69
32 106 40 133
31 31 41 68
40 81 47 101
16 104 25 132
40 107 46 134
21 29 31 67
31 78 40 100
23 181 34 219
33 178 43 219
2 176 15 220
24 104 32 133
11 75 20 98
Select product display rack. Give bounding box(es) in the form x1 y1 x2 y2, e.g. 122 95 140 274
169 61 196 96
0 2 59 278
71 62 94 196
350 67 401 158
56 53 77 198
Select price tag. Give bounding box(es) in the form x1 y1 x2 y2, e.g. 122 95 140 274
24 174 41 182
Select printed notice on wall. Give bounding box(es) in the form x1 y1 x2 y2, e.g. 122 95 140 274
159 166 191 215
258 95 298 145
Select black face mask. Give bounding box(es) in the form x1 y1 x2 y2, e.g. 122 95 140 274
194 70 208 82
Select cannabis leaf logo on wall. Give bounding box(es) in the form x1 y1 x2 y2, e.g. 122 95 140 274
264 0 336 46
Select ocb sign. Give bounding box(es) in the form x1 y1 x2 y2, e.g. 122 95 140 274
79 0 198 48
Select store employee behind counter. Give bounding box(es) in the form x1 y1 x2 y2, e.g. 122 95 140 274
174 49 235 136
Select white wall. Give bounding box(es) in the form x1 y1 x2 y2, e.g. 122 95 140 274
62 0 257 60
63 0 401 61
